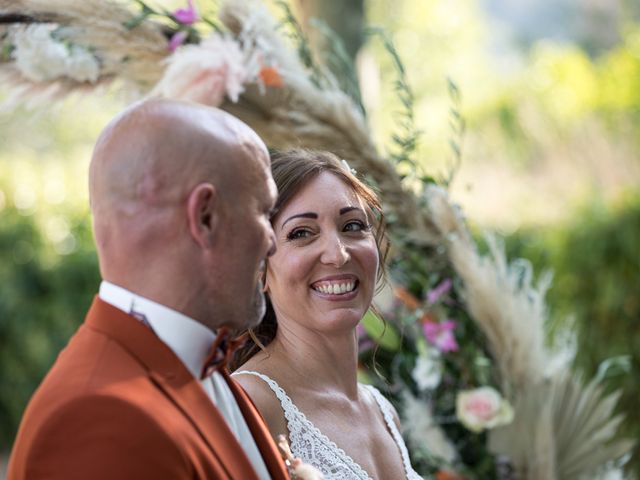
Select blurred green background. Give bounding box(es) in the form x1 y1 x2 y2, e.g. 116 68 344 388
1 0 638 476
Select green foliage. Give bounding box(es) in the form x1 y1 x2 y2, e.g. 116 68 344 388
361 255 504 478
362 309 401 351
308 17 364 112
503 194 640 476
275 1 326 88
0 204 99 449
365 27 426 185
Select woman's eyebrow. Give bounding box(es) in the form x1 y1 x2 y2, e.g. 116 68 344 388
281 212 317 229
339 206 363 215
280 207 364 229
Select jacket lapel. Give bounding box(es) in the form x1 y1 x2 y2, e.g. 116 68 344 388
85 297 260 480
222 369 290 480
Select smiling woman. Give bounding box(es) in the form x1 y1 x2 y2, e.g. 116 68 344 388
230 149 424 480
231 149 389 367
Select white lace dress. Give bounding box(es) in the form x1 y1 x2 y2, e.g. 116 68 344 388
234 370 424 480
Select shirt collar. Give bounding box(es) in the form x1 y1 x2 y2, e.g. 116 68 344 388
98 281 216 379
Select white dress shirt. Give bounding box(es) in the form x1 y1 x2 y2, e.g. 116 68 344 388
99 281 271 480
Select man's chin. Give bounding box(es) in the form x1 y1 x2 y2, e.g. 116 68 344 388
245 292 266 329
251 304 267 328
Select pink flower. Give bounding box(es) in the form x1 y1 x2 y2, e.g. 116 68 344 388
456 387 514 433
168 31 188 52
422 320 458 353
173 0 198 25
427 278 452 305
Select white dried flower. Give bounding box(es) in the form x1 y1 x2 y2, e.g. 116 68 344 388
12 24 69 82
456 387 514 433
65 45 100 83
155 34 248 107
11 24 100 83
401 391 457 463
412 350 443 391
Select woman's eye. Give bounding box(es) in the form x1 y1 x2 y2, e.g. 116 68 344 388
287 228 312 240
344 220 369 232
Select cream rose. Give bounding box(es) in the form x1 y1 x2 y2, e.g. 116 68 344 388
456 387 514 433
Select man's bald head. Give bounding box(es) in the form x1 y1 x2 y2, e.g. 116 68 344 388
90 99 268 222
89 99 272 312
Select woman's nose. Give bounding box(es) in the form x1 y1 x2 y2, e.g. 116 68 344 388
320 235 350 267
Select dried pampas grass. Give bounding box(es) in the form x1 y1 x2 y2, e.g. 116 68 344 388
425 185 633 479
426 185 548 391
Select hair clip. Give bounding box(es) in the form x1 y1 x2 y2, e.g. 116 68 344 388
341 159 357 175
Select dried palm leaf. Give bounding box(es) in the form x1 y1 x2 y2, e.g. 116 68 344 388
551 373 634 479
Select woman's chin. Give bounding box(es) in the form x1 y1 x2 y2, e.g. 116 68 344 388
317 308 366 332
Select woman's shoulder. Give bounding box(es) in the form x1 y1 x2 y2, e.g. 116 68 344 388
359 383 402 430
233 366 282 406
232 367 291 439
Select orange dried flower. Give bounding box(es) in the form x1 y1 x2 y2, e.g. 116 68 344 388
436 469 465 480
394 286 421 310
259 66 283 87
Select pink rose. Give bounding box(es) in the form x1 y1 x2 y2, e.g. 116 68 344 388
456 387 514 433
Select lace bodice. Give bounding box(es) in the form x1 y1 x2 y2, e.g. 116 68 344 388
234 370 424 480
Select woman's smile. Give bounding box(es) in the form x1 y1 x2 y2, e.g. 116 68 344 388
310 274 360 300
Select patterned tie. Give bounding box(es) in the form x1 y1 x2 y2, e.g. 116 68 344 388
200 328 248 380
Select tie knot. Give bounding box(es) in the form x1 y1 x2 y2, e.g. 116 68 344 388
200 328 247 379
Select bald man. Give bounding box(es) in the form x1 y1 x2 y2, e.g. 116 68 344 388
8 100 289 480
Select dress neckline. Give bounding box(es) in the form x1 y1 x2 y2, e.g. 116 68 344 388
234 370 417 480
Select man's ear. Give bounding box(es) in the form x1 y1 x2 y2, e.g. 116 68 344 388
262 264 271 293
187 183 218 248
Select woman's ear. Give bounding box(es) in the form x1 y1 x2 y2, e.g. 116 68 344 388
187 183 218 249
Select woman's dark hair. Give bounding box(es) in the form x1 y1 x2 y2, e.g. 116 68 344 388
230 149 389 370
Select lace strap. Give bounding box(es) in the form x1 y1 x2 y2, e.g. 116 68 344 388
232 370 298 412
364 385 419 479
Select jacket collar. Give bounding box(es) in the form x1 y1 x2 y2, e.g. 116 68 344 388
85 296 272 479
98 281 216 379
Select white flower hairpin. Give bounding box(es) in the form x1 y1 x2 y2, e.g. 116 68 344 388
341 158 357 175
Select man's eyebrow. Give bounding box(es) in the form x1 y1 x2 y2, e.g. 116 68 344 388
281 212 318 229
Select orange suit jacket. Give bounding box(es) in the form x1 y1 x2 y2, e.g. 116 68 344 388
8 297 289 480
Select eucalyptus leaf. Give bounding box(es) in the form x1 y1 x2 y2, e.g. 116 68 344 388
362 310 401 351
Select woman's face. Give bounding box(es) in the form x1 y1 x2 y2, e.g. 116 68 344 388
265 171 379 334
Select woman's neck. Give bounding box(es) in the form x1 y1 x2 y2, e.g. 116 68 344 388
263 323 361 399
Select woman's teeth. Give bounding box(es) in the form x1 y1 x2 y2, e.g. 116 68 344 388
313 282 356 295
